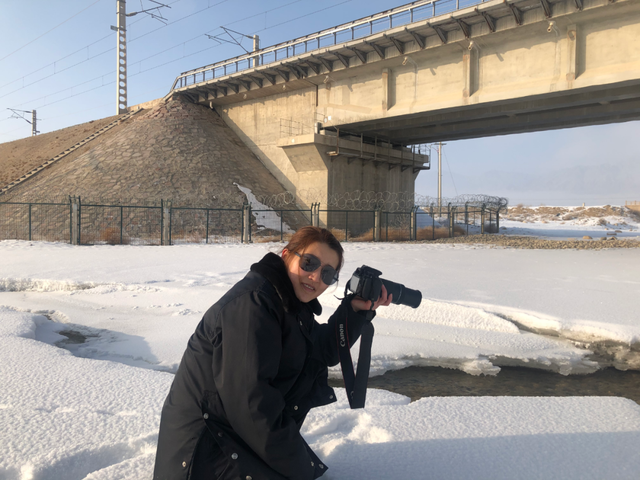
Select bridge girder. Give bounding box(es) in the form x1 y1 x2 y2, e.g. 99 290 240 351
340 83 640 144
170 0 640 148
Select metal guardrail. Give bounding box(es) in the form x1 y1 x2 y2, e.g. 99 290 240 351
171 0 485 90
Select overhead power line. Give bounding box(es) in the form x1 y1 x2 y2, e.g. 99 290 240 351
443 148 459 197
0 0 105 64
0 0 181 95
6 0 357 119
0 0 305 102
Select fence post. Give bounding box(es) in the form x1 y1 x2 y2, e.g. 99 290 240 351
374 209 381 242
120 206 124 245
430 205 435 240
162 200 172 245
496 206 501 233
344 211 348 242
410 206 417 241
465 202 469 236
481 204 486 234
312 203 320 227
242 203 252 243
280 209 284 242
28 204 32 241
70 196 80 245
449 207 454 238
205 209 210 244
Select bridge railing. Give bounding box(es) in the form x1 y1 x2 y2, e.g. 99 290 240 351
171 0 485 91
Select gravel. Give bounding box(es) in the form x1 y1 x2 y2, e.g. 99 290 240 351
422 234 640 250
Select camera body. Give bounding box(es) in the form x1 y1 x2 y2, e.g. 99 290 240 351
347 265 422 309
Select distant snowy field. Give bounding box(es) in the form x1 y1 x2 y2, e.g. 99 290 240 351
1 211 640 479
498 204 640 239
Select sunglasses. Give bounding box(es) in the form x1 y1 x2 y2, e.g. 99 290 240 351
294 252 339 286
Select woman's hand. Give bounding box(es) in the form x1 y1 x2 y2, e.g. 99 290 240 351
351 284 393 312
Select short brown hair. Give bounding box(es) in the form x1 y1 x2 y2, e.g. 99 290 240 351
282 226 344 273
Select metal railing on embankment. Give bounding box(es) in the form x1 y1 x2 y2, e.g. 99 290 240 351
0 197 503 245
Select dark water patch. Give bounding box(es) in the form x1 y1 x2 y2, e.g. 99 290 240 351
329 366 640 405
57 329 99 345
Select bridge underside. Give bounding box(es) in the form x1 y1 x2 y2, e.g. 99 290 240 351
331 81 640 144
169 0 640 205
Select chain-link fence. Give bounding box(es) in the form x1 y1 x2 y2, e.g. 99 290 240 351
0 194 506 245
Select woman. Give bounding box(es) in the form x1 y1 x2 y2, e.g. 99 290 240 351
153 226 390 480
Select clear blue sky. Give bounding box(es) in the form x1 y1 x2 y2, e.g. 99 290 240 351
1 0 638 206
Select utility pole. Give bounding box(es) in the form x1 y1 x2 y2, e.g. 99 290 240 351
253 35 260 67
115 0 127 115
8 108 39 136
206 28 260 66
32 110 38 136
113 0 170 115
436 142 446 215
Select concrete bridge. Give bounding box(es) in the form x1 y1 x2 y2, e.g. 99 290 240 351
170 0 640 206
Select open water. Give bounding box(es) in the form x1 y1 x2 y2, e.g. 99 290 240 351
330 366 640 405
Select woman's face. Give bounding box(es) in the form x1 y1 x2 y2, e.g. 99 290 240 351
283 241 340 303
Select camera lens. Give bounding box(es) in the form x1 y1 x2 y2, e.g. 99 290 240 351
381 279 422 308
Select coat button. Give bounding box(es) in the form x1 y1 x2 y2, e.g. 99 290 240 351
311 461 314 466
293 405 298 410
319 464 324 469
218 432 223 437
246 477 253 480
231 453 238 460
182 461 187 468
203 413 209 419
329 395 334 399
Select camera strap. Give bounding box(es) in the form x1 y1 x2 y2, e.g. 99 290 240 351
336 307 375 409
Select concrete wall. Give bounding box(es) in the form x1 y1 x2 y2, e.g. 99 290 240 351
218 88 318 196
218 87 422 208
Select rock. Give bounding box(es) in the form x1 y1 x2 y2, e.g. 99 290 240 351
583 236 592 240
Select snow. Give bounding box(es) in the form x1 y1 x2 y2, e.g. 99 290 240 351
235 183 295 233
1 222 640 478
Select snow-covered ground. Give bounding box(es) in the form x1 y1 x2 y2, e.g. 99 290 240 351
1 213 640 479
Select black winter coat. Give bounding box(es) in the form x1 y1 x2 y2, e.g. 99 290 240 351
153 252 372 480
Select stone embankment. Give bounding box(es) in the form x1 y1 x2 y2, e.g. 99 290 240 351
2 96 291 208
427 235 640 250
0 115 121 190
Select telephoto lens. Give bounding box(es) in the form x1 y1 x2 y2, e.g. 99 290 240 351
381 279 422 308
347 265 422 309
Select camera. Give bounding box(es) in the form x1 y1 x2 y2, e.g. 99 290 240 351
347 265 422 309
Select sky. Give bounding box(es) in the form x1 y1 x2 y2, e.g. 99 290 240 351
1 0 638 206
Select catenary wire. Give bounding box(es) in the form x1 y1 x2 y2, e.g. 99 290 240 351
0 1 182 97
0 0 305 101
6 0 355 112
443 148 459 197
0 0 105 64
